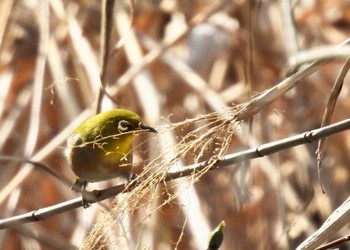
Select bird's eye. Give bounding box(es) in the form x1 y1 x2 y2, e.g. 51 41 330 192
118 120 131 132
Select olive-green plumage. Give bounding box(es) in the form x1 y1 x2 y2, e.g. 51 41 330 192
65 109 156 183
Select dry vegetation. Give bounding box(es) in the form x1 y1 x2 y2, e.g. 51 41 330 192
1 0 350 249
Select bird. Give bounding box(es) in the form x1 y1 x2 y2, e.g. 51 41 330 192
65 109 157 189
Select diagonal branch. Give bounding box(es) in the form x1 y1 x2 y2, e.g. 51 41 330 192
1 117 350 230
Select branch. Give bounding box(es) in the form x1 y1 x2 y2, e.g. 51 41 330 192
1 117 350 229
0 156 73 188
96 0 115 113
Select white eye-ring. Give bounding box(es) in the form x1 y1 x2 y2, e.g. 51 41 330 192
118 120 131 132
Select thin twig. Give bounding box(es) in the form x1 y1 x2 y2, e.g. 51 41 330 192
0 156 73 189
315 234 350 250
316 58 350 193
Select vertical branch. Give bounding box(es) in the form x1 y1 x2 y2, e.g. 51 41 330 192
25 0 49 158
280 0 299 63
316 58 350 193
96 0 115 113
0 0 50 221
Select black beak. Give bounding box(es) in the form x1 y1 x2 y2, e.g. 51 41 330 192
139 123 157 133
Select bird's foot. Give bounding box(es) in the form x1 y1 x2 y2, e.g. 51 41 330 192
81 193 91 208
129 174 141 190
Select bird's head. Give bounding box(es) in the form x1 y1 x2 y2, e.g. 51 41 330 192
67 109 157 150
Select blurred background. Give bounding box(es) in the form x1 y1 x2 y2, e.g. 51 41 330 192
1 0 350 249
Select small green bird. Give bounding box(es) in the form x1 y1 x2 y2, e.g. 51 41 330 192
65 109 157 187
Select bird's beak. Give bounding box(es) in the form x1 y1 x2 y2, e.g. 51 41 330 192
139 123 157 133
